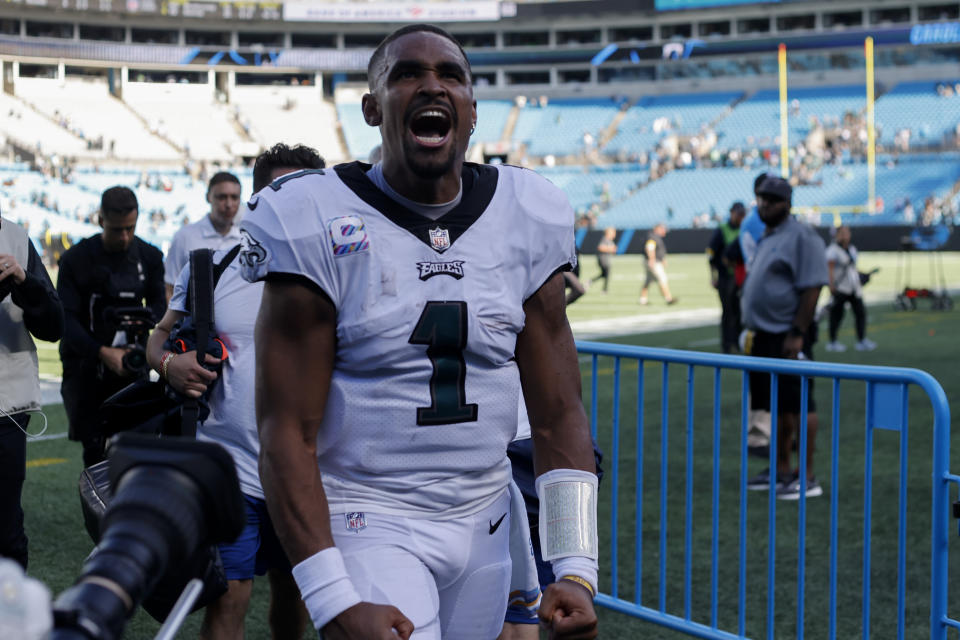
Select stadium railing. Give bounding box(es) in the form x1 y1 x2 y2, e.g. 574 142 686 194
575 341 953 640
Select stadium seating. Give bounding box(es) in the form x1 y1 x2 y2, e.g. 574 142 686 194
599 166 756 229
123 81 244 160
15 77 181 161
606 91 742 156
231 85 346 164
597 156 960 228
2 73 956 240
0 91 90 157
512 98 620 157
473 100 514 145
0 165 255 252
793 156 960 225
535 164 649 213
336 95 383 161
715 85 865 150
875 81 960 145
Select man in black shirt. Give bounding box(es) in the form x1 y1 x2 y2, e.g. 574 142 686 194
0 215 63 570
707 202 746 352
57 186 165 466
640 222 677 305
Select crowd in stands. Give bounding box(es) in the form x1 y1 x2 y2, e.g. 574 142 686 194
1 78 958 240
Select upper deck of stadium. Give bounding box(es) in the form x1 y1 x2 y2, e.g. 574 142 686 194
0 0 957 95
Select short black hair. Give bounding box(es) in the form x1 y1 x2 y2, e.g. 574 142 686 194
100 186 138 218
208 171 240 194
366 24 470 91
253 143 326 192
730 201 746 214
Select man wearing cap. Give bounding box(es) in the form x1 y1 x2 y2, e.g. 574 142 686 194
57 186 165 466
741 176 827 500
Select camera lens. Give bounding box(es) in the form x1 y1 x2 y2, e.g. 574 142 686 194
121 347 148 375
52 435 244 639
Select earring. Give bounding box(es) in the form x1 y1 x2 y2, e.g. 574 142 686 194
470 123 476 135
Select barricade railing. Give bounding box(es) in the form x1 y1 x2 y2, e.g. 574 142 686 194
575 341 953 640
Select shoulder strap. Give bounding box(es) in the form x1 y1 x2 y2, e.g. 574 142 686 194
213 244 242 288
180 248 216 439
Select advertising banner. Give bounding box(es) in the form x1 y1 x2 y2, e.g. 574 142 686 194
283 0 503 23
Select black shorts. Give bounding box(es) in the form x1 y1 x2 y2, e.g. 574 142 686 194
748 330 816 414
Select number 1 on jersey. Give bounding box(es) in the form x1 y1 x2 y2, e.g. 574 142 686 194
409 301 478 425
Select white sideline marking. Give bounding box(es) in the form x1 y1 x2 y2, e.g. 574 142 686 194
28 432 68 442
571 308 721 341
39 378 63 406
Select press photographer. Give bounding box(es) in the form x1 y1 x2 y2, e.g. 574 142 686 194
58 186 165 467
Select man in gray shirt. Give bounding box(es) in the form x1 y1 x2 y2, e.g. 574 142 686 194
741 176 827 500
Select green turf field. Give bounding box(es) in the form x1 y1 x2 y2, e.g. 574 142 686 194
21 252 960 639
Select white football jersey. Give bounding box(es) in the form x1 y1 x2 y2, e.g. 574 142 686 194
240 163 576 519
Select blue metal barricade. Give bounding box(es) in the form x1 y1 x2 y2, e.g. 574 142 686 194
576 341 953 640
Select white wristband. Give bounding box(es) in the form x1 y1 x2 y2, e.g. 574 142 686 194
552 555 599 599
291 547 362 631
535 468 599 562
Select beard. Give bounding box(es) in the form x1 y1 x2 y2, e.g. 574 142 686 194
401 136 461 180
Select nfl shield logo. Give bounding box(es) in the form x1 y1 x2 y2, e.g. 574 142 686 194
429 227 451 253
345 512 366 533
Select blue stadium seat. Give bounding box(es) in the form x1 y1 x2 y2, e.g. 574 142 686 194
875 80 960 145
607 91 742 156
512 99 620 157
716 85 865 150
473 100 513 145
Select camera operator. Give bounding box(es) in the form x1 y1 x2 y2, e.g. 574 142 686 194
146 144 321 640
57 186 165 467
0 216 63 572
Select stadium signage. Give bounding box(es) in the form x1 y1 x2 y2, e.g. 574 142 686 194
909 22 960 46
591 40 704 66
655 0 780 8
283 0 503 22
180 48 282 66
1 0 283 21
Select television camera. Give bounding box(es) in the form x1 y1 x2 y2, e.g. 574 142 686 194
103 306 156 377
0 433 244 640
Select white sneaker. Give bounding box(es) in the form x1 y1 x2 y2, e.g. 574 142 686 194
855 338 877 351
825 341 847 352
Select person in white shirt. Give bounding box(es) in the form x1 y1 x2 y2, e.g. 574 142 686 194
146 145 324 640
824 226 876 352
164 172 242 301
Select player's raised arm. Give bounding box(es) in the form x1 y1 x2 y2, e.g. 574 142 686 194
516 270 598 639
255 280 413 640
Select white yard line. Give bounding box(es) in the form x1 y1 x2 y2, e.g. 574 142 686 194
28 432 68 442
